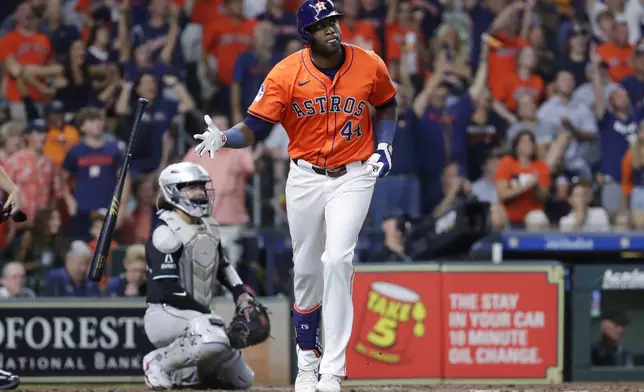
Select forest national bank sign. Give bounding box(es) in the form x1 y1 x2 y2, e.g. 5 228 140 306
0 300 154 383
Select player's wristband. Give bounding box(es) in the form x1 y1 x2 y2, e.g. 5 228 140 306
375 119 397 145
223 128 246 149
231 284 248 303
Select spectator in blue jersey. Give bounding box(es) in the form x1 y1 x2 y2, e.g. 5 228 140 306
116 72 194 178
106 244 147 297
62 107 131 241
411 41 489 214
130 0 186 79
370 83 420 226
591 49 642 215
41 240 100 297
258 0 298 55
230 21 277 125
620 45 644 110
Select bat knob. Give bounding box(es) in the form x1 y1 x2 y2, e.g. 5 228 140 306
138 98 149 105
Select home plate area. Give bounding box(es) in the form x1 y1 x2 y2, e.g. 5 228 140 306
16 384 644 392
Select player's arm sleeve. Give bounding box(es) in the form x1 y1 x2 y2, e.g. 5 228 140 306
247 71 285 124
368 53 398 108
243 114 275 141
216 243 249 302
146 225 211 314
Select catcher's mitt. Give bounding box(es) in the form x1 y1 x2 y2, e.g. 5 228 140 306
226 297 271 349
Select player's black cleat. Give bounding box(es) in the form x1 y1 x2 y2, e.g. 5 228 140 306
0 369 19 390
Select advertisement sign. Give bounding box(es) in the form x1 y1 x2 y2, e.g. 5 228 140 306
441 263 564 383
0 300 152 383
346 264 442 385
0 297 291 385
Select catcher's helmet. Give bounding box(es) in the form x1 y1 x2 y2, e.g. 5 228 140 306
297 0 342 45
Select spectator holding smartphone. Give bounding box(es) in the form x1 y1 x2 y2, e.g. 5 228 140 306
495 130 551 227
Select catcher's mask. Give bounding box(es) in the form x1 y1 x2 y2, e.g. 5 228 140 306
158 162 214 218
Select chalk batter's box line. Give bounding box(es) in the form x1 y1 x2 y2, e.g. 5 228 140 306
352 263 565 384
344 377 441 386
20 376 143 383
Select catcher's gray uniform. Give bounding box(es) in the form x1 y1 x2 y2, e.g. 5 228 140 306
143 209 253 389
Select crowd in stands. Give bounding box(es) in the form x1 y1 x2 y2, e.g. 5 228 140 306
0 0 643 297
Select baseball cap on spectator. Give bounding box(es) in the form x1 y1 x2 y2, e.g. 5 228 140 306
24 119 47 134
67 240 92 258
569 22 589 37
46 100 65 115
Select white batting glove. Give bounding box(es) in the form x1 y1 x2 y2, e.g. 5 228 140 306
194 115 226 159
366 143 393 178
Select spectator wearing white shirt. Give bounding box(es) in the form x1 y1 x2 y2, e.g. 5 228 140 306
559 180 611 232
472 152 499 203
0 262 36 299
537 70 599 180
624 0 644 45
572 62 619 111
588 0 626 42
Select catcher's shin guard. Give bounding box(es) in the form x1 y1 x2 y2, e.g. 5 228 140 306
293 304 323 370
158 314 230 373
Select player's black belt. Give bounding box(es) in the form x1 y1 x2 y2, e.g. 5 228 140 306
292 158 348 178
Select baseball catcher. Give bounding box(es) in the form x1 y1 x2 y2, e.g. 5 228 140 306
142 162 270 389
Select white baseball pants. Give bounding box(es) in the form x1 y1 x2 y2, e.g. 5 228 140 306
286 159 376 377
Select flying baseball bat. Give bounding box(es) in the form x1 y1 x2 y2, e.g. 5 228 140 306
88 97 149 282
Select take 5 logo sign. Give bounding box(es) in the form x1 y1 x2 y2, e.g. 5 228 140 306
347 264 442 383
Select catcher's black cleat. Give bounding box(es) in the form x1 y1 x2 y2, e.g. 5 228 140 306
0 369 19 390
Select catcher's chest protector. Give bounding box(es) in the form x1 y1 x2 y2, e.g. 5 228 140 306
159 211 222 308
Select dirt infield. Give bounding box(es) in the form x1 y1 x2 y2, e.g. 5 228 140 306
16 384 644 392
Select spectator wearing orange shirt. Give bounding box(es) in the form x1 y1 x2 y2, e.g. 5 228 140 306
621 123 644 229
498 46 544 111
42 100 80 166
385 0 426 82
596 20 634 82
495 130 551 226
339 0 381 54
486 0 532 99
202 0 257 117
0 3 55 121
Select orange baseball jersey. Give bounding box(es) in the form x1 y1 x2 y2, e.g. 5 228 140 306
487 32 529 99
596 42 634 82
0 29 52 102
248 44 397 168
202 16 258 87
498 72 544 111
339 20 381 55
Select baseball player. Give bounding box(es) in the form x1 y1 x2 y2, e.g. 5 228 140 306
0 369 18 390
142 162 269 390
0 163 21 390
193 1 398 391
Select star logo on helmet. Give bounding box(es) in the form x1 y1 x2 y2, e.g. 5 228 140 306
313 1 327 12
